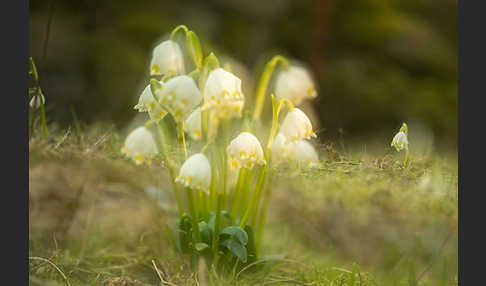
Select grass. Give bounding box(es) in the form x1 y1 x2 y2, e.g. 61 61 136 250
29 123 458 285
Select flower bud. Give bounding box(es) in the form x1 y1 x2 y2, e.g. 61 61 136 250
184 107 202 140
121 126 158 165
280 108 317 142
150 40 185 76
227 132 266 170
275 66 317 105
175 153 211 192
154 75 202 121
202 68 245 119
391 131 408 152
29 94 45 109
134 85 168 123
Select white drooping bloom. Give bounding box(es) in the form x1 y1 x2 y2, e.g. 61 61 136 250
391 131 408 152
134 85 168 123
121 126 159 165
184 107 202 140
150 40 185 76
289 140 319 169
29 94 45 109
275 66 317 105
280 108 317 142
227 132 266 170
202 68 245 119
271 132 297 164
154 75 202 121
175 153 211 192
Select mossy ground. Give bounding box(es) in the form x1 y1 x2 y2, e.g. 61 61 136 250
29 124 457 285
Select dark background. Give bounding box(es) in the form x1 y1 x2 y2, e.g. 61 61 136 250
29 0 457 148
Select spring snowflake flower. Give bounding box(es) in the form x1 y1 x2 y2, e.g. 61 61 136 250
280 108 317 142
134 85 168 123
175 153 211 192
29 94 45 109
184 107 202 140
154 75 202 121
227 132 266 170
202 68 245 119
289 140 319 169
275 66 317 105
391 131 408 152
121 126 159 165
271 133 296 164
150 40 185 76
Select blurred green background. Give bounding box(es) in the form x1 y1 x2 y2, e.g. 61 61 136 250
29 0 457 148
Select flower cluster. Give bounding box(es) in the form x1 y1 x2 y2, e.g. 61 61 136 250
121 25 323 269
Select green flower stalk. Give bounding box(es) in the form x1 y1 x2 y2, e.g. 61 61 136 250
391 123 410 166
252 55 289 121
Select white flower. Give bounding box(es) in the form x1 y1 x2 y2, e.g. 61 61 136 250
29 94 45 109
391 131 408 152
227 132 266 170
289 140 319 169
271 132 297 164
202 68 245 119
134 85 168 123
280 108 317 142
154 75 202 121
150 40 185 76
121 126 159 165
184 107 202 140
175 153 211 192
275 66 317 105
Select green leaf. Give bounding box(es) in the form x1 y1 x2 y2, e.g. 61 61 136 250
195 242 209 252
221 239 247 263
243 225 256 262
198 221 212 245
186 31 203 68
220 226 248 245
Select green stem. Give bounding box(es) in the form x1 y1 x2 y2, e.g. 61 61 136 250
231 168 247 222
252 55 289 121
404 147 409 167
185 187 201 243
170 25 189 41
240 165 267 227
255 167 274 253
212 193 223 260
179 121 188 159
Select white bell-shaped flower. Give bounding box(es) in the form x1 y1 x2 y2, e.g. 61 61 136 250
121 126 159 165
275 66 317 105
154 75 202 121
280 108 317 142
271 132 297 164
175 153 211 192
227 132 266 170
202 68 245 119
150 40 185 76
391 131 408 152
29 94 45 109
134 85 168 123
184 107 202 140
289 140 319 169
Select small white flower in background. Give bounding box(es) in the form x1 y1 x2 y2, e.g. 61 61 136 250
202 68 245 119
134 85 168 123
29 94 45 109
150 40 185 76
280 108 317 142
154 75 202 121
227 132 266 170
175 153 211 192
121 126 159 165
391 131 408 152
275 66 317 105
184 107 202 140
289 140 319 169
271 133 296 164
